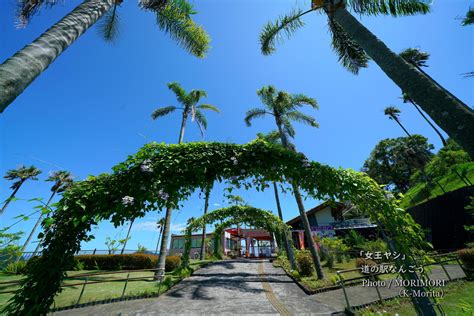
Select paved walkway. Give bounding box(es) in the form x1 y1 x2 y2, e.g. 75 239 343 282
55 260 340 315
54 261 466 316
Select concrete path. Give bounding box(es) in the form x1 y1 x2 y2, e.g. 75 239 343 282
54 260 341 316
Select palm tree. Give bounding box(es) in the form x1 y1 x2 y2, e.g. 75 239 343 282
401 92 447 146
20 171 73 257
120 219 134 255
199 183 212 260
256 132 296 270
151 82 219 277
154 217 165 255
245 86 324 279
0 0 210 113
259 0 474 158
1 165 42 215
384 106 411 137
399 48 470 111
151 82 220 143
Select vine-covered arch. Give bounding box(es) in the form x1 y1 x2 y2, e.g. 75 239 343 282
4 140 429 315
181 206 290 267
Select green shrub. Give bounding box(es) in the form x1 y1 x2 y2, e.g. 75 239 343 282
165 255 181 272
162 276 173 289
296 250 314 277
329 274 344 285
458 248 474 269
3 261 27 275
291 270 301 281
75 254 157 270
360 239 388 257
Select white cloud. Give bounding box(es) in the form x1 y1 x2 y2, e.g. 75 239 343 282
132 221 187 233
213 203 221 207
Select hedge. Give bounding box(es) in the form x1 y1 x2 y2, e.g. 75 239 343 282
73 254 182 271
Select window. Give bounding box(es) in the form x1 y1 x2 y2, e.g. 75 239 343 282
191 238 202 248
172 239 184 249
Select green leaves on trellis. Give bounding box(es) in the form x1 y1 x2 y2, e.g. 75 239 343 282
4 140 431 315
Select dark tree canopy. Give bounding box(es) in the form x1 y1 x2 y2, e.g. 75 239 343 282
362 135 434 193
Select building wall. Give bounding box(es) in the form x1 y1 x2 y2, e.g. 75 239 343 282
315 206 335 226
169 234 214 258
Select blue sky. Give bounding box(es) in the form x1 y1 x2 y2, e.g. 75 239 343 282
0 0 472 251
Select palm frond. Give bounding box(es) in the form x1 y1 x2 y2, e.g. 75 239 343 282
399 48 429 68
194 109 208 136
462 7 474 25
346 0 430 17
384 106 401 119
155 0 210 58
287 111 320 128
97 4 121 43
151 106 177 120
197 104 220 113
167 82 188 104
257 86 278 110
260 9 312 56
291 94 319 109
328 18 369 74
244 108 268 126
463 71 474 78
15 0 61 28
188 89 207 104
256 131 282 145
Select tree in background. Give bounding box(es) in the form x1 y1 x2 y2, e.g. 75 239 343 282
384 106 411 137
410 139 472 184
256 132 296 269
20 171 74 256
245 85 324 279
151 82 219 277
362 135 434 193
1 166 42 215
154 217 165 255
0 0 210 113
260 0 474 160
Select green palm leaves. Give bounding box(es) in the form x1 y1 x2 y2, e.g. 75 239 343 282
260 0 429 73
245 86 318 142
46 170 74 193
4 165 42 191
151 82 220 140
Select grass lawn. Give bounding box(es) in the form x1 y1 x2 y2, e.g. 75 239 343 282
0 259 213 309
400 162 474 209
356 280 474 316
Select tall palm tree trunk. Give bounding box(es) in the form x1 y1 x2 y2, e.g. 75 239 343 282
272 182 296 270
0 183 23 215
155 225 163 255
155 205 172 279
18 190 57 261
0 0 115 113
199 185 211 260
155 111 188 278
121 219 134 255
178 112 188 143
408 98 447 146
331 6 474 158
392 117 411 137
275 117 325 279
415 66 472 113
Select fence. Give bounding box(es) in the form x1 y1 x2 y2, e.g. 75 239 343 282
0 267 166 311
336 252 468 313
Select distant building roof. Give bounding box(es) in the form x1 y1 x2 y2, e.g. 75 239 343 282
286 201 345 226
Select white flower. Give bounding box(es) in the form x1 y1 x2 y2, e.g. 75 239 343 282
141 159 153 172
122 196 135 206
158 190 169 201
